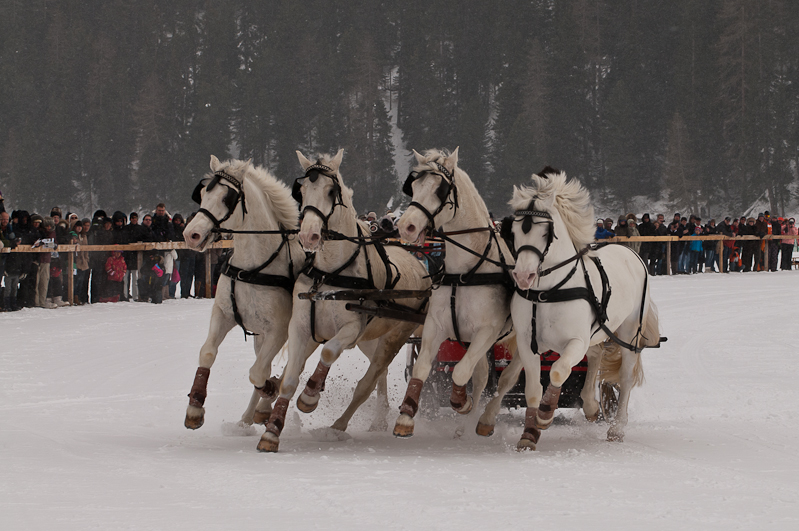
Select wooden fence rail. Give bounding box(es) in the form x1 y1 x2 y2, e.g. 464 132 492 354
2 235 796 303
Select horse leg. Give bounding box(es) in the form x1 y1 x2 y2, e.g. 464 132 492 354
607 347 639 442
185 304 236 430
258 333 318 453
331 326 410 432
241 333 287 425
581 344 605 423
393 325 448 437
510 331 545 449
297 321 362 413
370 370 390 432
450 327 500 414
477 350 522 437
536 338 587 430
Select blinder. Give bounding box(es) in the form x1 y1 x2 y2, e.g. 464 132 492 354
402 161 458 230
508 202 555 261
292 162 345 226
191 169 247 228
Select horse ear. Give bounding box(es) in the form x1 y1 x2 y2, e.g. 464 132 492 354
443 147 459 173
328 148 344 172
245 158 253 166
296 151 313 171
412 149 426 166
210 155 222 172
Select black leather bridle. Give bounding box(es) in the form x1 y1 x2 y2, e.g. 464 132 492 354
402 162 458 231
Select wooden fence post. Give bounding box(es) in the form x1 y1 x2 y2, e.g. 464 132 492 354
67 252 74 304
666 241 672 275
717 239 725 272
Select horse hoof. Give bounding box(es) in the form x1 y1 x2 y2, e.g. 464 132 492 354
296 393 319 414
184 415 204 430
393 414 415 438
516 439 537 451
257 432 280 453
475 422 495 437
252 410 271 425
452 395 473 415
607 429 624 442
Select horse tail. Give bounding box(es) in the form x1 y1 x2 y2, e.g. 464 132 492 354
640 298 661 350
598 340 645 388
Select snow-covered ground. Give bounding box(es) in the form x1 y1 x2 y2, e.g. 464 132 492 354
2 272 798 530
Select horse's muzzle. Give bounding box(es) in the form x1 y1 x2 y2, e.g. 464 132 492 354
513 270 537 290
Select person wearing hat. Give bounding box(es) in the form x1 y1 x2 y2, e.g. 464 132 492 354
595 218 615 240
754 213 769 271
717 217 734 272
767 214 782 271
637 213 655 271
740 217 758 272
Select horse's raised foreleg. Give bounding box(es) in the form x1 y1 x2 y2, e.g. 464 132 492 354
185 304 236 430
297 321 362 414
393 324 448 437
536 338 586 430
450 327 500 414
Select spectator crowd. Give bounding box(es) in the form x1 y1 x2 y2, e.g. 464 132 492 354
2 187 797 314
594 211 798 275
0 191 226 312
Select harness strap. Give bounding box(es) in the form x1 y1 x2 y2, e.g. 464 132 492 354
229 278 256 340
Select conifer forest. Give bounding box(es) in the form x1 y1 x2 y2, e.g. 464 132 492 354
1 0 798 216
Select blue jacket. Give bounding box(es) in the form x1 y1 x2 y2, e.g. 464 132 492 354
595 227 615 240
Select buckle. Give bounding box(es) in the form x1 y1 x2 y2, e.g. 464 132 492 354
537 291 548 303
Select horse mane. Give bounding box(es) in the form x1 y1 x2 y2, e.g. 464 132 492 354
214 158 299 230
510 171 596 247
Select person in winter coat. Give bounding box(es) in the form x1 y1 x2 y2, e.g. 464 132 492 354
101 250 127 303
687 225 704 273
754 213 769 271
71 219 90 304
717 217 734 273
32 216 56 308
595 218 615 240
625 213 641 255
702 219 718 272
768 216 782 271
740 218 758 272
139 252 165 304
780 218 796 270
89 217 115 303
637 213 656 270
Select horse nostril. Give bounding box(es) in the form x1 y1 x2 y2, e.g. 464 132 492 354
191 233 201 241
407 224 416 235
309 233 320 244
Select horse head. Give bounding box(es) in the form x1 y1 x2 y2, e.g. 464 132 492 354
295 149 347 252
184 155 251 252
508 184 557 290
508 169 596 290
397 147 460 244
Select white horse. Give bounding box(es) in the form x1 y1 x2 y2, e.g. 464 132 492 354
506 170 661 449
393 148 520 438
258 150 431 453
183 156 305 431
